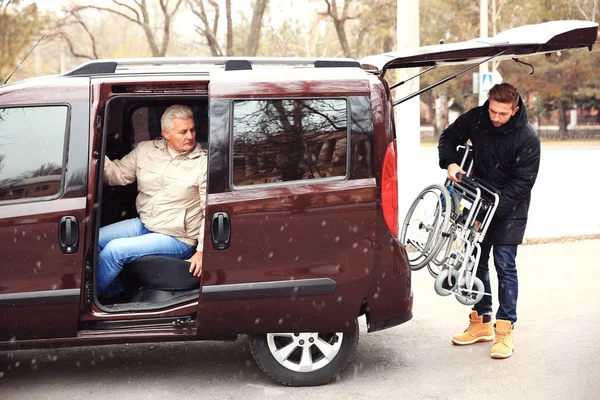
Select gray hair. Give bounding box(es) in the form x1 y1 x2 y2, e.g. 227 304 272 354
161 104 194 132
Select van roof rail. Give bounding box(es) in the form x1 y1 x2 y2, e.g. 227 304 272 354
62 57 361 76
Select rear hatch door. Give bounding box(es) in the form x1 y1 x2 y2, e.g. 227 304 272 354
360 20 598 74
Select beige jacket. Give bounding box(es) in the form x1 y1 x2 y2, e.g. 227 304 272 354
103 138 208 251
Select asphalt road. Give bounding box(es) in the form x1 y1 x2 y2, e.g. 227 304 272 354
1 239 599 400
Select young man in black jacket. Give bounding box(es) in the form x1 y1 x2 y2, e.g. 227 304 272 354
438 83 540 359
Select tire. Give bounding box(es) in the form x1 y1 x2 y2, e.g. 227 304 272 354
428 235 467 278
434 268 459 296
248 319 359 386
400 184 452 271
426 235 452 277
427 261 441 278
427 188 462 278
455 276 485 306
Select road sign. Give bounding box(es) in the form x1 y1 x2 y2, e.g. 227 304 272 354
481 73 493 92
481 70 503 93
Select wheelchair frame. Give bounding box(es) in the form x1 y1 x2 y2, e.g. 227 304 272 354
399 144 500 306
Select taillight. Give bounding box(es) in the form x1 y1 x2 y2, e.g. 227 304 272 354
381 140 398 237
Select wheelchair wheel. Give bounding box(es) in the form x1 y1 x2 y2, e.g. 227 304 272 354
428 235 468 278
426 188 462 277
400 184 452 271
427 261 443 278
455 276 485 306
427 235 454 277
433 269 459 296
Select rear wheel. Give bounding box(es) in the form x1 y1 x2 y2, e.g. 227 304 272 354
249 320 359 386
400 184 452 270
426 188 462 277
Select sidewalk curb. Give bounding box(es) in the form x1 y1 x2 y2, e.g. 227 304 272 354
522 233 600 245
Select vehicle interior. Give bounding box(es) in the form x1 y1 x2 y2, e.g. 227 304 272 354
96 95 209 310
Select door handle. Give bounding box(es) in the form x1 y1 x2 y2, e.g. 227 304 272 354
59 216 79 254
211 212 231 250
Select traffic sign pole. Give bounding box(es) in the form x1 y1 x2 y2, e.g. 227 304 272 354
478 0 489 105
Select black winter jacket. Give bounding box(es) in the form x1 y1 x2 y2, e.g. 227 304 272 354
438 97 541 245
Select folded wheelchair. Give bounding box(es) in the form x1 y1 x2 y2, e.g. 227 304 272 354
399 144 500 305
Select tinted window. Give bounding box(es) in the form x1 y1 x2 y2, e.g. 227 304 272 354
0 106 67 202
232 99 348 187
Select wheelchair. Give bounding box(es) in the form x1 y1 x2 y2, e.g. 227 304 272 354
399 144 500 306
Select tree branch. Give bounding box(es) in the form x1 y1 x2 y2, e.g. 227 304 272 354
158 0 183 56
112 0 141 21
160 0 169 56
61 33 95 60
225 0 232 55
73 5 139 24
0 0 12 16
321 0 353 58
139 0 150 25
207 0 220 36
68 10 100 59
246 0 268 56
575 0 598 21
189 0 223 56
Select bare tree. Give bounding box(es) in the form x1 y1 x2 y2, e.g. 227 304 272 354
0 0 40 81
575 0 598 21
71 0 184 57
489 0 508 71
53 9 100 60
354 0 395 57
320 0 355 58
247 0 268 56
188 0 268 57
187 0 228 56
318 0 395 58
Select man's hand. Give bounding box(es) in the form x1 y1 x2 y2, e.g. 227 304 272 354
473 220 482 232
447 163 466 183
187 251 203 277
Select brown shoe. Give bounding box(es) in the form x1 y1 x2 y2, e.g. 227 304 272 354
452 311 494 345
491 319 515 359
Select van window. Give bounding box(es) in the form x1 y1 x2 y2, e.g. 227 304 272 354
0 106 68 202
232 99 348 187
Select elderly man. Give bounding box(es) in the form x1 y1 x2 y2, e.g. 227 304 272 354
97 104 208 297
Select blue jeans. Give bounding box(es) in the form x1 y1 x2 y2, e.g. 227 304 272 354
97 217 194 296
473 242 519 323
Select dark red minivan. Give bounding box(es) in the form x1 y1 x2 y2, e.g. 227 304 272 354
0 20 596 386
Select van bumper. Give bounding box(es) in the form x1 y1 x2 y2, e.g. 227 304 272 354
367 310 413 333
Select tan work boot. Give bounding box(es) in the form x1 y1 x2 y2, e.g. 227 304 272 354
452 311 494 345
491 320 515 359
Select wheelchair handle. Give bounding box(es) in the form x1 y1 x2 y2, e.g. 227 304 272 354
456 173 500 196
456 172 475 186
